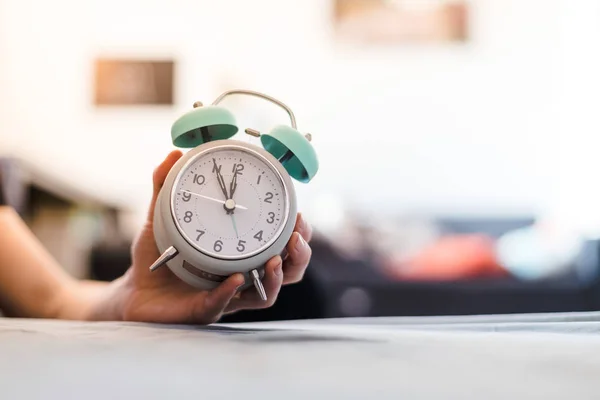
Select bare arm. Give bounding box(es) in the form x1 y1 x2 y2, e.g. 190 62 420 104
0 206 108 319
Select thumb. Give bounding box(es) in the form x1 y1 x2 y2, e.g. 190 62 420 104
147 150 183 223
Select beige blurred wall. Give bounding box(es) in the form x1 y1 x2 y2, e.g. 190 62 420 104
0 0 596 235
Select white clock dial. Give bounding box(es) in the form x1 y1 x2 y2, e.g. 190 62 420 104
170 145 289 259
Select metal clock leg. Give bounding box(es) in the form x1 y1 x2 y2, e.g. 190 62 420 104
250 269 267 301
149 246 179 272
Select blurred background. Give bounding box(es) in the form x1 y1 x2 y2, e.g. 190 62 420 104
2 0 600 320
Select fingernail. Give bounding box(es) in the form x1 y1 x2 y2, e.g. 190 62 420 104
295 234 306 252
297 214 306 233
235 274 246 290
302 216 309 234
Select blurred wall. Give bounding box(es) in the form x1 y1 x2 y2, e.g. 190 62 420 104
552 1 600 237
0 0 595 235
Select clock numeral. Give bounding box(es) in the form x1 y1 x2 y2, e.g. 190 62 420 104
214 240 223 252
237 240 246 252
212 162 222 174
232 163 244 175
253 230 264 242
195 230 205 241
182 191 192 202
184 211 193 223
264 192 273 203
193 174 205 185
267 212 275 224
257 175 261 185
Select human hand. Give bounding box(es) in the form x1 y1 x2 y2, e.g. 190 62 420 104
92 150 313 324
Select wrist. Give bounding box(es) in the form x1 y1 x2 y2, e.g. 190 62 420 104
53 274 129 321
84 274 130 321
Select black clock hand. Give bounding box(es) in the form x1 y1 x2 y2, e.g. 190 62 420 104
212 158 229 200
229 170 238 200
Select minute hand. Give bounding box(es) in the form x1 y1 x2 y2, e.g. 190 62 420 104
229 170 238 199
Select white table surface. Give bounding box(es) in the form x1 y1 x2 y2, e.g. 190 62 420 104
2 312 600 399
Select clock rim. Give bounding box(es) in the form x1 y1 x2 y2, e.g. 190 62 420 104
168 141 292 261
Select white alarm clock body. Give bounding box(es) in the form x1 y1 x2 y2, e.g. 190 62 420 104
153 139 297 290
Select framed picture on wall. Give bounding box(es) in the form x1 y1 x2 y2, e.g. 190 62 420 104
333 0 469 45
93 58 175 106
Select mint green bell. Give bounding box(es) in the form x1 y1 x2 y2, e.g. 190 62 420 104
260 125 318 183
176 90 319 182
171 101 238 148
210 89 319 183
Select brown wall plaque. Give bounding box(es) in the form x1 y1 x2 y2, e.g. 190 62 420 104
94 59 175 105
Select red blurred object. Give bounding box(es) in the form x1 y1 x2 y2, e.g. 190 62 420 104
383 234 508 281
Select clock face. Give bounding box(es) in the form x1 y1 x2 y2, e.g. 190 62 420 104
170 144 289 259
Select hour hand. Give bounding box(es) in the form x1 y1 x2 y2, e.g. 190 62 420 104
212 158 229 199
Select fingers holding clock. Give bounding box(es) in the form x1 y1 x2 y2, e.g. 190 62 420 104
132 150 184 269
281 213 313 284
226 256 284 312
280 213 312 261
153 150 183 195
257 256 284 306
185 220 312 319
224 225 311 311
193 273 245 324
281 232 312 284
294 212 313 243
147 150 183 221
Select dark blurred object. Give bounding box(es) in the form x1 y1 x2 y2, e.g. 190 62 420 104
220 267 326 323
382 234 508 281
293 228 600 319
0 157 28 213
0 156 127 278
0 166 5 206
575 238 600 282
88 217 600 322
90 243 133 282
438 217 535 238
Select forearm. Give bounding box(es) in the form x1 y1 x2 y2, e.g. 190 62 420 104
0 206 107 319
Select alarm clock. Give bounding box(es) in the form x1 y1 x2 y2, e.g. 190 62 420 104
149 90 318 301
